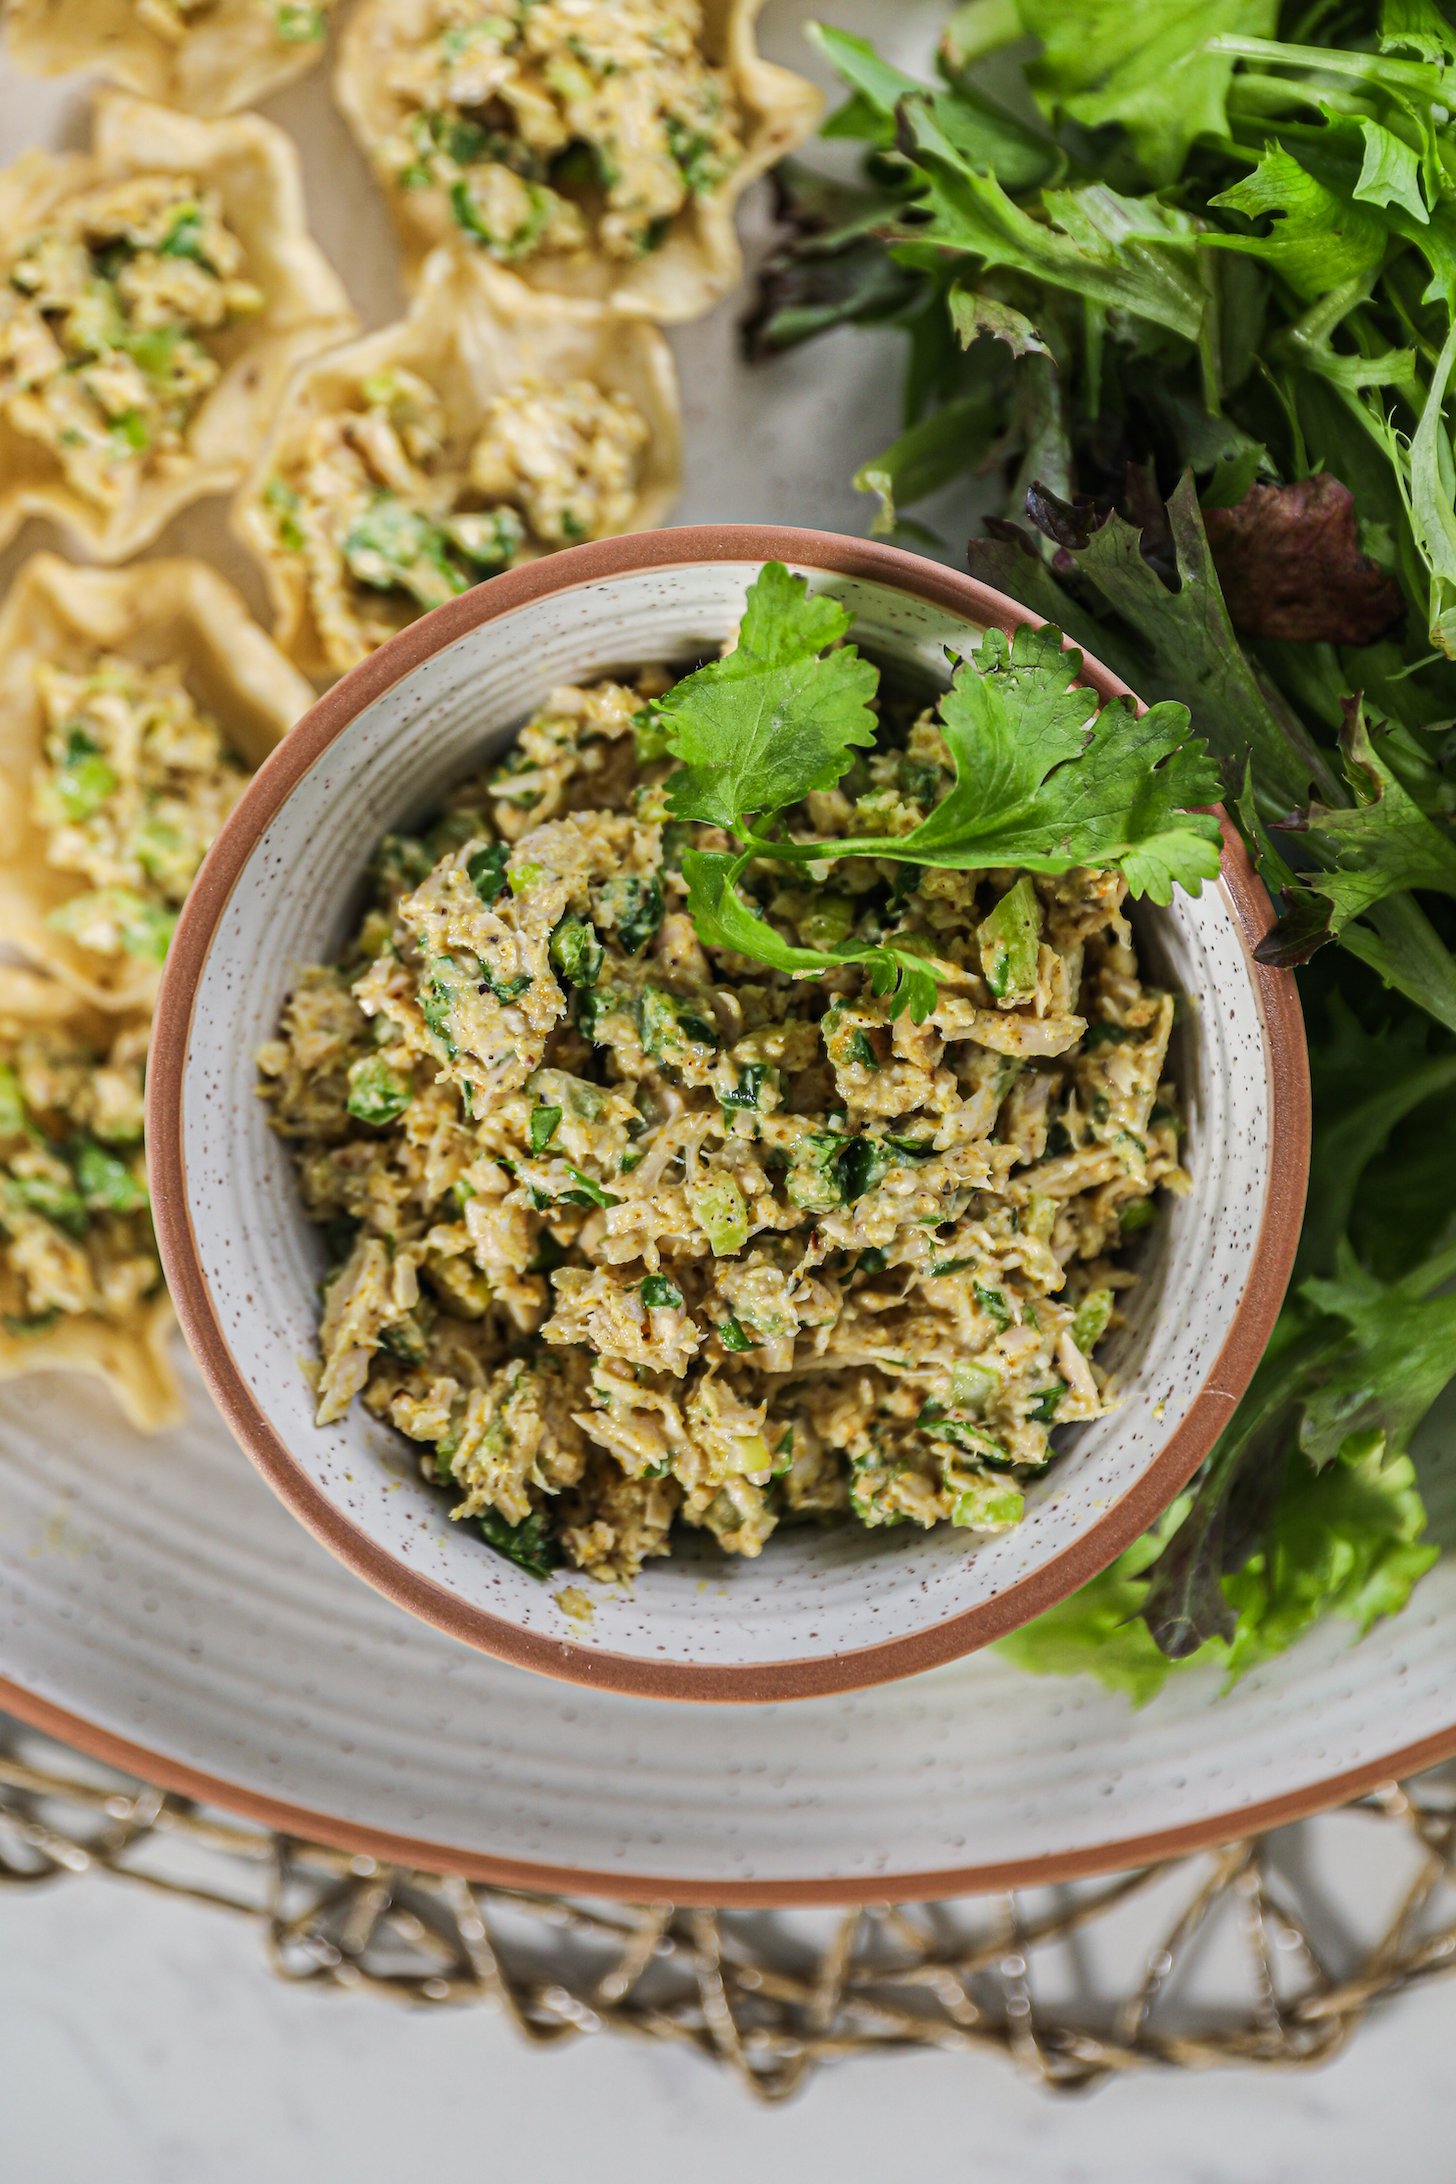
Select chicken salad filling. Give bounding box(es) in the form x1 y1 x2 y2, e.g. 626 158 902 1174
261 363 652 673
135 0 331 44
0 1014 159 1339
32 655 252 972
0 174 263 510
261 663 1190 1583
379 0 742 266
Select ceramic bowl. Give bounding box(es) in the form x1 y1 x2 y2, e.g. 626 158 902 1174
149 526 1309 1702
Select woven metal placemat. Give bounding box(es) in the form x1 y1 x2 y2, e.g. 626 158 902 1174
4 1723 1456 2099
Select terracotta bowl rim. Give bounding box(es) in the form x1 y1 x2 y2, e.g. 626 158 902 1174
148 523 1311 1703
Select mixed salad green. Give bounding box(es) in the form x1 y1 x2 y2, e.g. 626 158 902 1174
749 1 1456 1696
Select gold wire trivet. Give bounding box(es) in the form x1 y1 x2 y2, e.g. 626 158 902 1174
4 1725 1456 2100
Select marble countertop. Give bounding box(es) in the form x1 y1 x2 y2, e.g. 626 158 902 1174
6 1830 1454 2184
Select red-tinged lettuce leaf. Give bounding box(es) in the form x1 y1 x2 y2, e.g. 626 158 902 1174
1201 474 1403 643
743 163 921 361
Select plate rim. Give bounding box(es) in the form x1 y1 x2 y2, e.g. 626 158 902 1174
148 521 1311 1702
6 1670 1454 1905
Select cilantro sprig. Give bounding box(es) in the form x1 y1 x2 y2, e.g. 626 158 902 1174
652 563 1221 1018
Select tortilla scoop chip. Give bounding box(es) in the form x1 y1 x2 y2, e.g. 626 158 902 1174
0 553 313 1012
5 0 338 118
233 248 684 683
335 0 822 321
0 967 181 1433
0 92 357 561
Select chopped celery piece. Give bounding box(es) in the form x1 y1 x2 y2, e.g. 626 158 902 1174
689 1172 749 1255
978 875 1041 1005
1072 1287 1114 1353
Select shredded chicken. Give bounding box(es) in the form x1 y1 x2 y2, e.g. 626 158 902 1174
261 673 1189 1581
376 0 742 265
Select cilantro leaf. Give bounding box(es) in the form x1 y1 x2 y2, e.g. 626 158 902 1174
682 849 941 1021
657 562 877 828
843 624 1224 904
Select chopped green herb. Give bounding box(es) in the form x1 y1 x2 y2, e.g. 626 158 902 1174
2 1308 61 1336
275 3 325 40
720 1061 771 1111
978 875 1041 1005
640 1273 684 1309
529 1104 562 1154
73 1139 147 1214
837 1135 893 1203
468 842 509 904
1028 1384 1067 1424
974 1282 1012 1330
785 1131 845 1213
718 1313 756 1351
549 915 604 989
596 874 663 955
478 1507 562 1580
560 1163 619 1210
421 957 460 1059
6 1172 87 1238
637 986 716 1060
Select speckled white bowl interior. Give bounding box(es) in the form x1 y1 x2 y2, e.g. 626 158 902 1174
166 548 1287 1695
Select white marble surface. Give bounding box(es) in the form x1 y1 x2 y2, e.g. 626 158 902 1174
4 1846 1456 2184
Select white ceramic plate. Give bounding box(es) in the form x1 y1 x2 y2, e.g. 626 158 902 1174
3 1358 1455 1902
2 6 1452 1901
